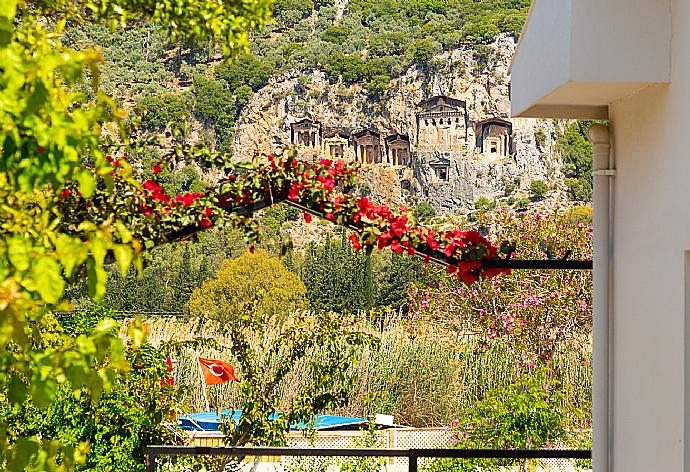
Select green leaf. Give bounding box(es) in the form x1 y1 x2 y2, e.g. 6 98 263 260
7 237 31 271
32 256 65 304
56 235 88 278
115 221 133 243
0 0 16 20
25 80 47 115
0 18 12 46
86 258 107 301
77 169 95 198
0 253 8 279
9 438 39 472
30 377 56 409
7 375 27 404
112 244 132 277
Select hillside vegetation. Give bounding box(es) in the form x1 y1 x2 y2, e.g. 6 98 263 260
64 0 530 153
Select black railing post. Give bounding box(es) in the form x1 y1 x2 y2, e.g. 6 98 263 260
409 450 418 472
146 446 156 472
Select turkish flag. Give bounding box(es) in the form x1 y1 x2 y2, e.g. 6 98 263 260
198 357 239 385
164 356 175 386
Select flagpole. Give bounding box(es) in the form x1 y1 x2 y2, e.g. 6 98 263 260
196 353 211 412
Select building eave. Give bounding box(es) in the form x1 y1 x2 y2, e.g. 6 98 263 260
510 0 671 119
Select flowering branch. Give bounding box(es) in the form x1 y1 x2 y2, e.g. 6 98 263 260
59 148 512 283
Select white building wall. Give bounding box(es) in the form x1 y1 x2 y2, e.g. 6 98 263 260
608 2 689 470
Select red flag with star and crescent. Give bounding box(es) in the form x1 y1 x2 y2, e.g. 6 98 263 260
198 357 239 385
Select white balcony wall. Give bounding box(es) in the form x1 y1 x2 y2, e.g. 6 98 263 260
606 3 690 471
511 0 671 118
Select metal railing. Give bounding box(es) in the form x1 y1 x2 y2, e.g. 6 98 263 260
146 445 591 472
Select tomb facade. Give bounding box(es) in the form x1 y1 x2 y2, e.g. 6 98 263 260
428 155 451 183
475 118 513 158
384 134 411 166
352 129 383 165
322 129 351 161
290 118 321 148
416 96 468 152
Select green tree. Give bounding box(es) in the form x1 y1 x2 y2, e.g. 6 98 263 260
301 232 373 313
193 76 237 152
215 54 274 92
321 25 352 45
188 254 378 447
134 93 193 132
189 250 308 323
375 252 437 311
558 121 594 201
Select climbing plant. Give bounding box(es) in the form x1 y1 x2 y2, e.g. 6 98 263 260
58 149 511 283
0 0 272 469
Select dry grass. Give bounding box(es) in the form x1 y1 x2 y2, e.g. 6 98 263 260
127 316 591 428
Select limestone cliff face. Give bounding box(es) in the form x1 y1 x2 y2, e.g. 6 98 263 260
233 34 565 213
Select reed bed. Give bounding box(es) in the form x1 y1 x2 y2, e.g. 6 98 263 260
132 316 591 428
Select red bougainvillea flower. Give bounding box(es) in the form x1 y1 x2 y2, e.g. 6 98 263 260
37 146 46 153
182 193 195 206
349 234 362 251
140 205 153 217
62 147 506 285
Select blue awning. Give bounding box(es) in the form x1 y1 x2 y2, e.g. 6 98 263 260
179 411 367 432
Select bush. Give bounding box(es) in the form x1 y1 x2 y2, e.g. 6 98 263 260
407 38 438 65
425 369 572 471
321 25 351 44
273 0 314 25
534 128 546 149
529 180 549 199
215 54 274 92
135 93 192 132
414 202 437 222
514 197 531 209
474 197 494 211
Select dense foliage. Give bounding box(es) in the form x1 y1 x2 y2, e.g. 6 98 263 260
0 0 272 468
189 250 308 323
558 122 594 202
300 229 438 313
1 308 176 472
425 369 571 472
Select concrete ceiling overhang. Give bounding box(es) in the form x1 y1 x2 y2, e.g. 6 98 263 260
510 0 671 119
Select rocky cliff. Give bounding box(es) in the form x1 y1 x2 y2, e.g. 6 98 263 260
232 34 566 213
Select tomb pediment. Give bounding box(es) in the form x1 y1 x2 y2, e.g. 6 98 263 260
418 96 467 114
428 155 450 167
475 117 512 130
352 128 380 140
323 127 350 140
384 133 410 144
291 117 318 129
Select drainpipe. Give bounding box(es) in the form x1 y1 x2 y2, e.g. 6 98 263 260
590 123 614 472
